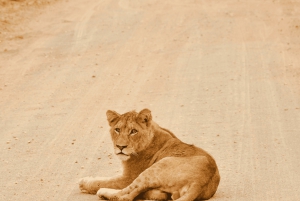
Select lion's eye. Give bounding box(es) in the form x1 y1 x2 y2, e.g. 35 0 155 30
115 128 120 133
130 129 138 135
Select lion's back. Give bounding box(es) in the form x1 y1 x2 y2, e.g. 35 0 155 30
155 138 216 163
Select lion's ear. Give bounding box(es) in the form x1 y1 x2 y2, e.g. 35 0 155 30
106 110 120 127
137 108 152 126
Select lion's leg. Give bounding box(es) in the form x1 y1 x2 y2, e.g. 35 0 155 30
97 170 160 201
79 175 131 194
96 189 168 201
97 184 168 200
97 180 151 201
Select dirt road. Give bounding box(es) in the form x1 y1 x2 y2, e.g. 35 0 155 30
1 0 300 200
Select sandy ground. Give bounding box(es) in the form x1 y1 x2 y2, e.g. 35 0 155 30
1 0 300 200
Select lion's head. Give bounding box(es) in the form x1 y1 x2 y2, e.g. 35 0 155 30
106 109 154 161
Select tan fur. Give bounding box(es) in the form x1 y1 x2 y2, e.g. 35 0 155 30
79 109 220 201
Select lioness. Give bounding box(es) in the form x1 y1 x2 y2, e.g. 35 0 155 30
79 109 220 201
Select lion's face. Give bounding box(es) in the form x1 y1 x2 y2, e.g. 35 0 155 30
106 109 153 161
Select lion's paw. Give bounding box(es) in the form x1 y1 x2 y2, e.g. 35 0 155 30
78 177 99 194
171 191 180 200
142 189 169 200
97 188 121 200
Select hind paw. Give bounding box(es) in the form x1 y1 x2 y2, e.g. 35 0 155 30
97 188 121 200
142 189 169 200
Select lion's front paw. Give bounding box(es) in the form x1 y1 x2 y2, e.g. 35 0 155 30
78 177 100 194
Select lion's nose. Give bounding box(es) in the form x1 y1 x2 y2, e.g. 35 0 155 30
116 145 127 151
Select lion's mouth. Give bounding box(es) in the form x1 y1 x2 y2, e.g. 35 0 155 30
116 152 131 161
117 152 128 156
